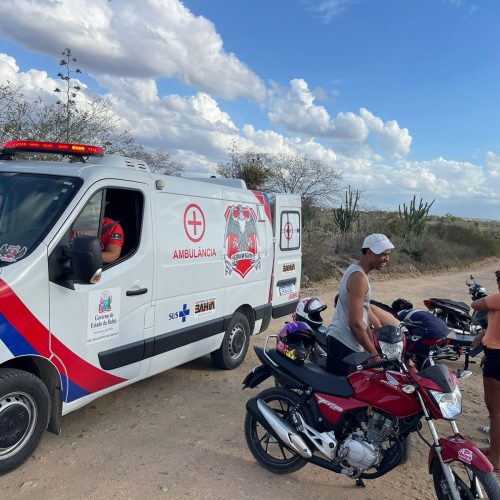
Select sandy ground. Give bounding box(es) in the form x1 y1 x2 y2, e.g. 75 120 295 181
3 259 500 500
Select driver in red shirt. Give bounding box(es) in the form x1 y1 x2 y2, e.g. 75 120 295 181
100 217 124 264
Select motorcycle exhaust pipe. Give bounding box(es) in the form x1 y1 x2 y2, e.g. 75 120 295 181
246 397 312 459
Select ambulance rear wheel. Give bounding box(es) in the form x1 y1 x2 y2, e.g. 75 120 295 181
0 368 50 475
211 312 251 369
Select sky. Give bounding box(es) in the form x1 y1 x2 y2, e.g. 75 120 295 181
0 0 498 219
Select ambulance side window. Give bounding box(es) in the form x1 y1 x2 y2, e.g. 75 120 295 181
69 188 144 267
280 211 300 251
101 188 144 265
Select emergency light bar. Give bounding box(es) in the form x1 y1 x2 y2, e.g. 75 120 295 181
1 140 104 157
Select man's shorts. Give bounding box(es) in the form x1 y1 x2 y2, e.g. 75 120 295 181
326 335 357 376
483 345 500 382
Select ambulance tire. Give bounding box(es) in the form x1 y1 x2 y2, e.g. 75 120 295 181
211 312 251 370
0 368 50 475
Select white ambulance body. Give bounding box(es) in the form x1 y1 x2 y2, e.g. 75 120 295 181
0 141 302 474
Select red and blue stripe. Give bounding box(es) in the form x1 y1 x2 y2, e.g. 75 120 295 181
0 280 126 402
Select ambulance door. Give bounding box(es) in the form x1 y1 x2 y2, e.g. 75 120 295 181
271 194 302 318
48 180 153 404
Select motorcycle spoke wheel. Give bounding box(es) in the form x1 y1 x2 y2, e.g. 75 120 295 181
432 460 500 499
244 387 310 474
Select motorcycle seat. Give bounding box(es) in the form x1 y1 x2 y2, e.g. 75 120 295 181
268 349 353 397
429 298 470 313
314 327 328 348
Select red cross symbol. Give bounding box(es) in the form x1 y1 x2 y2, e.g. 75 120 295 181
284 222 293 240
184 203 206 242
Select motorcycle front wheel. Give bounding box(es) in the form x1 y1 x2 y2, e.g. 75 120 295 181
244 387 312 474
432 459 500 499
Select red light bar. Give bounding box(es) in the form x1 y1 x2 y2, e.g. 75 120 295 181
1 140 104 157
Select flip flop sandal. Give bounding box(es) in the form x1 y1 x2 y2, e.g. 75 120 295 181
478 426 491 434
481 437 491 445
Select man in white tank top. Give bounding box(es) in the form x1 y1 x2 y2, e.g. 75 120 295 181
326 234 394 375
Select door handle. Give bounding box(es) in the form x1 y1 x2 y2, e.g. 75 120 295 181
126 288 148 296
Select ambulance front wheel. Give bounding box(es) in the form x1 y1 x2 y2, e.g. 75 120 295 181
211 312 251 369
0 368 51 475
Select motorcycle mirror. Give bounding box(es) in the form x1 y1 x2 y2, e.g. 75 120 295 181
411 335 422 342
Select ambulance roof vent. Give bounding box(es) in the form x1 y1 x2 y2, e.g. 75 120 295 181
95 154 151 172
124 158 150 172
185 176 247 189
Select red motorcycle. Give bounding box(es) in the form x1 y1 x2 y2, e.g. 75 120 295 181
243 322 499 499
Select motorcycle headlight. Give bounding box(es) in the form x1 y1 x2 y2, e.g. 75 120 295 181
429 386 462 420
379 340 404 361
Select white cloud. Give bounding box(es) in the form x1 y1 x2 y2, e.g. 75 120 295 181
486 151 500 178
268 79 411 158
359 108 412 159
0 53 58 99
305 0 359 23
0 0 265 101
3 52 500 218
341 155 494 203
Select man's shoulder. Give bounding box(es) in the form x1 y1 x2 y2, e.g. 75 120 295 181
103 217 122 230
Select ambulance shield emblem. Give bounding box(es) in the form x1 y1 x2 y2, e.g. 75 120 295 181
223 204 261 278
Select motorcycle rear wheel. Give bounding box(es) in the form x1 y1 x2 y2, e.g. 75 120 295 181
244 387 312 474
432 459 500 499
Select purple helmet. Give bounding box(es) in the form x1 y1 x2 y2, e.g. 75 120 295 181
277 321 315 363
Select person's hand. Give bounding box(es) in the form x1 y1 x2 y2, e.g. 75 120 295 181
480 355 486 368
472 332 485 348
366 354 383 365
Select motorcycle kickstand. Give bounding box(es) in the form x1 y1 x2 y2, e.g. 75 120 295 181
356 478 365 487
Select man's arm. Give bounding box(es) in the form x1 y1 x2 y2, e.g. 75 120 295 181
471 297 488 311
347 273 378 355
102 243 122 264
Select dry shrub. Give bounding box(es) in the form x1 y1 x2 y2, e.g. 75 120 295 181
301 210 500 284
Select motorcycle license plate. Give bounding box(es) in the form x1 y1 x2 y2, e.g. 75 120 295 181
279 283 295 296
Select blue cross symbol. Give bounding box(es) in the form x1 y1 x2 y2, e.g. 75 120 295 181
179 304 190 322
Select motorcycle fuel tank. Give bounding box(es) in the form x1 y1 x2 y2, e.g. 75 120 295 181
348 370 422 418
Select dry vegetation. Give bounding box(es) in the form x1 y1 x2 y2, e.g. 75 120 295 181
302 209 500 285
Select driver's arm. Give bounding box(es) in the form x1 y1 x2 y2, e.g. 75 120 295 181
102 243 122 264
347 273 378 355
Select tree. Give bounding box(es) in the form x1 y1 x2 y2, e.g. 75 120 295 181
217 147 270 190
0 49 183 174
54 48 82 141
135 148 183 176
0 86 140 156
265 153 342 207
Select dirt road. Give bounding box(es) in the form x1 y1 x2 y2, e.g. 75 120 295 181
3 259 499 499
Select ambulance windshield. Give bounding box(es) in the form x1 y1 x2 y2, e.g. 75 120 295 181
0 173 82 266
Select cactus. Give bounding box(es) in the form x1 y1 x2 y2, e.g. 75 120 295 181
398 195 434 236
399 195 434 260
333 186 360 250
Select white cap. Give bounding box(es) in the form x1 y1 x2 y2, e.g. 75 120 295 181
362 233 394 254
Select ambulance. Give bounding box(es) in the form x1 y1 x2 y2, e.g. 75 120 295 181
0 140 302 474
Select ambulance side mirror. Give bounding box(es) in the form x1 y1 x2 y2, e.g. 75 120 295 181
50 236 103 290
68 236 103 284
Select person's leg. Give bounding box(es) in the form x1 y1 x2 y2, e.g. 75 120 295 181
483 375 500 468
326 336 352 376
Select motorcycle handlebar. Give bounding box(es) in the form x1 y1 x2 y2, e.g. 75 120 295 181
357 359 396 371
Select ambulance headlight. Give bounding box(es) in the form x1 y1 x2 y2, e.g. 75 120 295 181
429 386 462 420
